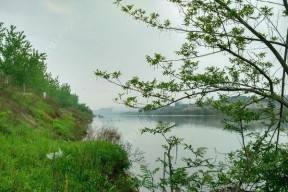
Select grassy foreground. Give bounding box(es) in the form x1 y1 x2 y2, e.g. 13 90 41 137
0 88 135 191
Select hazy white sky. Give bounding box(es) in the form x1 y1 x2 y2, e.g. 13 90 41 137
1 1 286 110
0 0 184 109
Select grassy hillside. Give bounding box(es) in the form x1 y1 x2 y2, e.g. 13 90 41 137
0 88 135 191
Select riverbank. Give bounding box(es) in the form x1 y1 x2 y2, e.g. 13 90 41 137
0 88 135 191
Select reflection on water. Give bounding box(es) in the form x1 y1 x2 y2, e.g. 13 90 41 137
90 115 241 191
121 115 223 128
91 114 240 162
90 115 287 191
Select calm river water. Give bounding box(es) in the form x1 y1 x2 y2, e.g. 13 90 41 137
88 115 288 191
90 115 242 175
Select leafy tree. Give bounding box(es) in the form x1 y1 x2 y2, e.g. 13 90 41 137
95 0 288 191
24 50 47 91
57 83 79 107
0 24 47 91
0 23 92 114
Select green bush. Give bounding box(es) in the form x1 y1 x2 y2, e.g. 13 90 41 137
51 141 132 192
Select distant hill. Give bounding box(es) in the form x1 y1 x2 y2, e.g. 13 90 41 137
117 95 279 116
93 107 138 116
119 102 219 116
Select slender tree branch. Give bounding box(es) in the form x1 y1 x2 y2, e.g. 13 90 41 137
104 78 171 102
165 26 287 48
215 0 288 75
119 2 288 48
258 1 284 6
217 44 274 94
283 0 288 11
145 85 288 111
215 86 288 108
245 0 285 42
160 50 223 63
276 28 288 151
179 82 270 93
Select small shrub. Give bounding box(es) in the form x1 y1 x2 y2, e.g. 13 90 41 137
87 124 122 144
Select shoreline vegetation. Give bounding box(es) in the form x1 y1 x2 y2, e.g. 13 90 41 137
0 87 136 191
0 23 136 191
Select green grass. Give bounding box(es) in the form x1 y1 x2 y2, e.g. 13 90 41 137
0 88 135 191
0 131 133 191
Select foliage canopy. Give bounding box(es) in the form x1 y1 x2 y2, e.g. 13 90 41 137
95 0 288 191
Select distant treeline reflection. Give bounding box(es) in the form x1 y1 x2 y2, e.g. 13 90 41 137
121 115 223 128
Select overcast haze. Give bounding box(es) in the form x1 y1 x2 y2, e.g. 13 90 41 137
0 0 185 109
